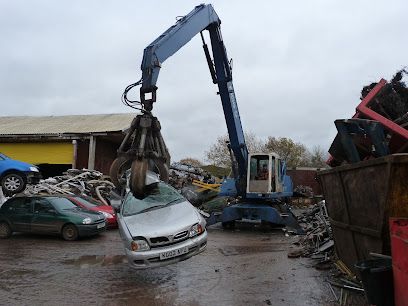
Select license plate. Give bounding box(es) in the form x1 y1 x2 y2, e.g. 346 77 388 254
159 246 188 260
97 222 105 229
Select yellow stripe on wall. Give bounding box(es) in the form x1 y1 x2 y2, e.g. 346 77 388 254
0 142 73 165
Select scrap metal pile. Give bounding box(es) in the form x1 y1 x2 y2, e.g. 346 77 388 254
169 162 215 189
168 163 219 206
289 202 367 305
169 163 204 189
288 201 333 258
23 169 115 205
329 68 408 166
293 185 314 198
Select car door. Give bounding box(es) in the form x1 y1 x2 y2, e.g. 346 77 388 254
5 197 32 232
31 198 60 234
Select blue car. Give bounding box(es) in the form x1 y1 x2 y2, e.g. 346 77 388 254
0 153 41 195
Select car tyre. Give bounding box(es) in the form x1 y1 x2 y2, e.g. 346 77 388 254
62 224 79 241
0 222 12 239
130 159 148 198
109 156 132 189
1 172 26 196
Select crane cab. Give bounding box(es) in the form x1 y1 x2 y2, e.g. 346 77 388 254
246 153 293 199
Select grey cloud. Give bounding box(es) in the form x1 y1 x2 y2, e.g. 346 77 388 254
0 0 407 162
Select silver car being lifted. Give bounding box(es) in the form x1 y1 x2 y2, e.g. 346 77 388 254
117 177 207 269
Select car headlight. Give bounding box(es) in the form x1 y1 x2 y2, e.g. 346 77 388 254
131 239 150 252
29 166 39 172
99 211 113 219
82 217 92 224
189 223 204 237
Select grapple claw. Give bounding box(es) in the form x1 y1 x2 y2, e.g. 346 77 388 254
110 113 170 197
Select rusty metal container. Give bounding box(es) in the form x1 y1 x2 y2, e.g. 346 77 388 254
390 218 408 306
317 154 408 273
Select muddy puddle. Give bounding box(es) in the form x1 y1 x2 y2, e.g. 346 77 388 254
62 255 128 268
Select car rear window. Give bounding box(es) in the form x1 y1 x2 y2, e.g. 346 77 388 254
122 182 184 216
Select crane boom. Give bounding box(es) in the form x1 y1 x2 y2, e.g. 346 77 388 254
139 4 248 195
114 3 302 233
140 4 219 101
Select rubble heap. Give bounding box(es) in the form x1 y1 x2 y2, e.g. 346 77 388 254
293 185 314 198
23 169 115 205
289 201 333 258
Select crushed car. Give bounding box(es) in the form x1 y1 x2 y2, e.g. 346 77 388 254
117 171 207 269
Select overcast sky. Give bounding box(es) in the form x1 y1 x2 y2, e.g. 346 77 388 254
0 0 407 162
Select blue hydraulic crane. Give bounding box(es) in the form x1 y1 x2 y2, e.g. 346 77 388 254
112 4 301 232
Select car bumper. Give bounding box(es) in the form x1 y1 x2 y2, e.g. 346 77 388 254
25 171 42 184
106 217 118 229
125 231 207 269
77 223 106 237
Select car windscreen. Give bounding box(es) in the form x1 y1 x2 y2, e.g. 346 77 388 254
50 197 79 211
122 182 184 216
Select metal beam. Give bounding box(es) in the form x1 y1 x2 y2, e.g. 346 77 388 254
88 135 96 170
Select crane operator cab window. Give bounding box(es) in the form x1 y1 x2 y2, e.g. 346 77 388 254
248 155 275 194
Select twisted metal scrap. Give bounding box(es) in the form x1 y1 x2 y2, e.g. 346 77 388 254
23 169 115 205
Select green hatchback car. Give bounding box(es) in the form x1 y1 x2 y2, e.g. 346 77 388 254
0 196 106 240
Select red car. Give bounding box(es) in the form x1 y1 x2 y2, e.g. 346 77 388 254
67 195 117 228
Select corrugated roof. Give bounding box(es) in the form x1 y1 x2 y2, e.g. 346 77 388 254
0 113 136 135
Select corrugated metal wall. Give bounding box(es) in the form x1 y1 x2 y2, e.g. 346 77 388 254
0 142 73 165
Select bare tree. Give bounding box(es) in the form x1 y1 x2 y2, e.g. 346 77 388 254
304 145 328 168
206 133 328 169
205 132 265 167
263 137 308 168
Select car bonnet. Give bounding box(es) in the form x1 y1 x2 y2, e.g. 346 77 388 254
62 208 105 222
122 200 201 238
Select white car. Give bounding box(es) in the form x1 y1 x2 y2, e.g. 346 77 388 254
117 179 207 269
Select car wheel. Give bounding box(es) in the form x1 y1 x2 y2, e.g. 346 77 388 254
0 222 12 239
129 159 148 198
1 172 26 195
109 156 132 189
62 224 79 241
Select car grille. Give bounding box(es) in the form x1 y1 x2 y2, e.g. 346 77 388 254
150 236 169 244
174 230 188 240
149 230 190 248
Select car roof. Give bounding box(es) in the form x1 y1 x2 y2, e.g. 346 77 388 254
12 194 74 199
